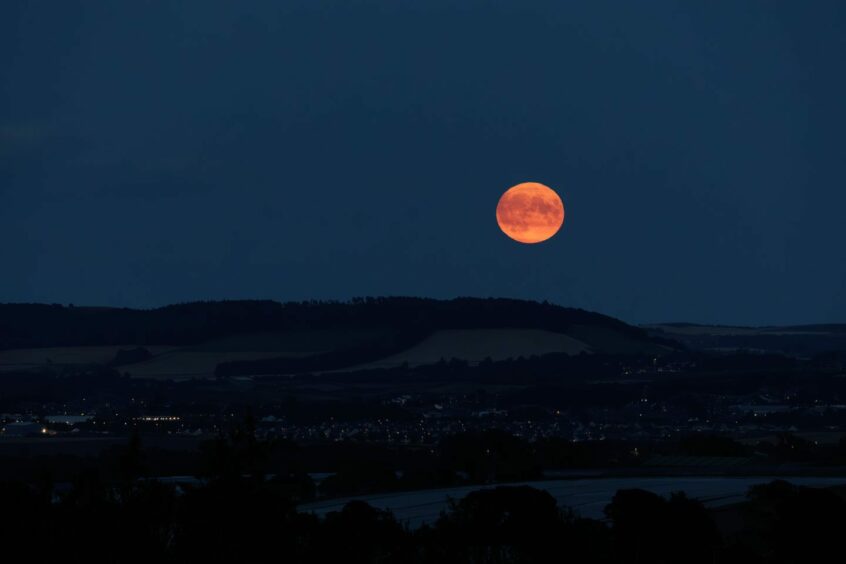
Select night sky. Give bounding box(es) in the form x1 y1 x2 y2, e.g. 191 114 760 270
2 1 845 325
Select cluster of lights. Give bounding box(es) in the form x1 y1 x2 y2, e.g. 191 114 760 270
134 416 181 422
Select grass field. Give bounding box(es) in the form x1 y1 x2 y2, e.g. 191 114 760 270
0 346 176 372
191 329 392 353
568 324 671 355
0 329 398 379
122 329 398 379
121 350 312 379
355 329 592 369
0 324 664 379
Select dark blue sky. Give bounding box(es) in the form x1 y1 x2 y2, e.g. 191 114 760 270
2 1 845 325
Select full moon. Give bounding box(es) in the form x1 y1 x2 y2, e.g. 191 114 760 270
496 182 565 244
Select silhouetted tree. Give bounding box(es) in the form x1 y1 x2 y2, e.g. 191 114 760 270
605 489 719 564
312 501 410 564
426 486 562 563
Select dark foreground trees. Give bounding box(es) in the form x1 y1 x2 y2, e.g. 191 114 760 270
605 489 720 564
0 477 844 563
420 486 612 564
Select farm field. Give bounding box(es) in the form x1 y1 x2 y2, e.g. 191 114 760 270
0 346 176 372
356 329 591 368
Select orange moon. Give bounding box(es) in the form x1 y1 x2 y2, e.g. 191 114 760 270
496 182 565 244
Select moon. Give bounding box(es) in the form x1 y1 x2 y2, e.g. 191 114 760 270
496 182 565 244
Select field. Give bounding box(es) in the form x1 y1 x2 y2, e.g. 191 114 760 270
0 322 667 379
356 329 591 369
118 350 305 379
0 329 593 379
0 346 175 372
0 329 396 379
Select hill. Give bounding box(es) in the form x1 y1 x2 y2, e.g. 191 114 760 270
645 323 846 357
0 298 674 378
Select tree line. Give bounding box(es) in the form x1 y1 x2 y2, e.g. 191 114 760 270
1 470 843 563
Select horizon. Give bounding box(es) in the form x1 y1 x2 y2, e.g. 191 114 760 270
2 294 844 329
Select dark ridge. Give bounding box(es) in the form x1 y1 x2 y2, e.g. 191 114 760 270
652 322 846 333
0 297 662 351
777 324 846 334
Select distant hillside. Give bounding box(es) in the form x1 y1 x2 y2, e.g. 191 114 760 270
0 298 673 378
645 323 846 357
